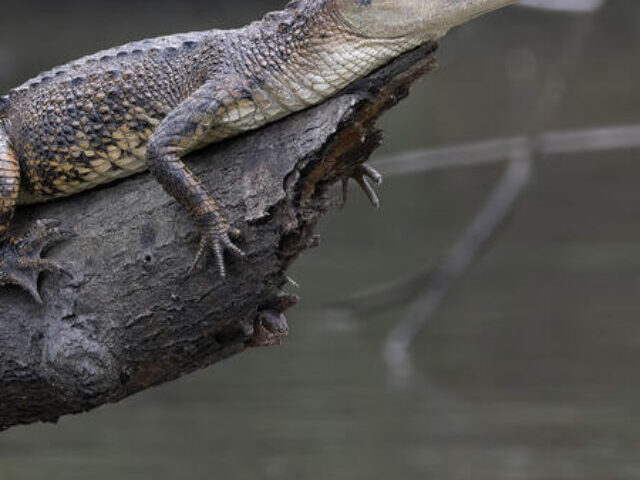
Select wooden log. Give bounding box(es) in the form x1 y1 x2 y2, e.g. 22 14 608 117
0 42 438 431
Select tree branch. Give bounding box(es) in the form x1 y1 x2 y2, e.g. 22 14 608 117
0 42 438 431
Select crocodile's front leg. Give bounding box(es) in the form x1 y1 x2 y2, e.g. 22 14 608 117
147 80 245 278
0 128 71 303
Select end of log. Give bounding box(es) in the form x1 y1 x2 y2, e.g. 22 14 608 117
0 42 438 431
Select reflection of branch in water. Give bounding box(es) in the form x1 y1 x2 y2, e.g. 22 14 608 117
372 124 640 177
383 155 533 373
383 12 600 381
332 123 640 317
330 267 433 317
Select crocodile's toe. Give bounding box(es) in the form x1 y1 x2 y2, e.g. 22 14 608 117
188 222 246 279
0 219 75 303
341 163 384 209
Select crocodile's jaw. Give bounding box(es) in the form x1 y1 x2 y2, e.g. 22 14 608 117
334 0 517 40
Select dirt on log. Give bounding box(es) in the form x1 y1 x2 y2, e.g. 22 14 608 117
0 43 438 431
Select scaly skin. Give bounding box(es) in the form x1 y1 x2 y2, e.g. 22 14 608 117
0 0 515 301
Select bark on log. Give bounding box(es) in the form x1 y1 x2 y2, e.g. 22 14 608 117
0 43 438 431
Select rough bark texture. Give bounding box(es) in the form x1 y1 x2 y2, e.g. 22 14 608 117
0 42 438 431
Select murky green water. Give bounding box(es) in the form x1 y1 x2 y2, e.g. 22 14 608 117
1 1 640 478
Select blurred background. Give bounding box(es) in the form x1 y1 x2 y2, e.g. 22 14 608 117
1 1 639 478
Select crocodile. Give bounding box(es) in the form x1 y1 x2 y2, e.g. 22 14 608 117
0 0 515 302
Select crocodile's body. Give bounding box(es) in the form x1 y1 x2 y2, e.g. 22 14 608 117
0 0 514 301
2 6 413 205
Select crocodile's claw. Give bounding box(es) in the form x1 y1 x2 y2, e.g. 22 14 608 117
341 163 384 209
188 222 245 279
0 219 74 303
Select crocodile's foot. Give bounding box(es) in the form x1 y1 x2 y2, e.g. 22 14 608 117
188 222 245 279
341 163 384 209
0 219 74 303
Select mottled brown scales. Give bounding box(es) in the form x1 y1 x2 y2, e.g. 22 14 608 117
0 136 20 239
7 40 203 203
0 0 511 301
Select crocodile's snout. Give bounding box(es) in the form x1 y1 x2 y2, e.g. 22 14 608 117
335 0 516 40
